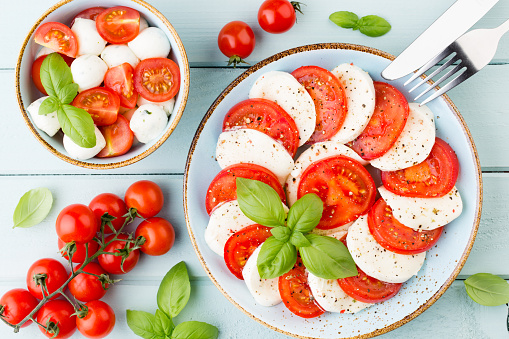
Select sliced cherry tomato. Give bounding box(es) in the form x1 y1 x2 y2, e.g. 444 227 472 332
368 198 443 254
96 6 140 44
134 58 180 102
56 204 99 244
31 53 74 95
68 263 109 302
351 82 409 160
0 289 39 327
279 258 325 318
89 193 128 233
217 21 255 66
98 234 140 275
76 300 116 339
222 99 300 156
58 238 99 263
124 180 164 218
72 87 120 126
26 258 68 300
258 0 299 34
36 300 77 339
292 66 348 143
97 115 134 158
298 155 376 230
34 22 78 58
135 217 175 256
104 63 137 109
381 138 460 198
224 224 272 279
71 7 106 26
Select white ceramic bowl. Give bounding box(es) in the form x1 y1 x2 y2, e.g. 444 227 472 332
16 0 190 169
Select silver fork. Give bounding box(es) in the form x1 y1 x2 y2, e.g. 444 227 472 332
405 18 509 106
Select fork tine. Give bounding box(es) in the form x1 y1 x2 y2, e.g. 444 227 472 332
419 70 475 106
413 62 465 101
404 48 451 86
408 54 459 93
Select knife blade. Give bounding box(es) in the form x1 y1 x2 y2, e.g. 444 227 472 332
381 0 499 80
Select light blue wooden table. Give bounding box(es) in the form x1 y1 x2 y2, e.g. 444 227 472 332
1 0 509 338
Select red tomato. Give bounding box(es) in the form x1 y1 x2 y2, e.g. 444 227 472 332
222 98 300 156
217 21 255 66
338 266 402 303
76 300 115 339
133 58 180 102
26 258 68 300
104 63 137 109
124 180 164 218
97 115 134 158
381 138 460 198
68 263 109 302
58 238 99 263
223 224 272 279
72 87 120 126
71 7 106 26
0 288 39 327
95 6 140 44
351 82 409 160
135 217 175 256
89 193 128 233
36 300 77 339
205 163 286 215
258 0 299 34
31 53 74 95
298 155 376 230
368 198 443 254
34 22 78 58
292 66 348 143
278 258 325 318
98 234 140 275
56 204 99 244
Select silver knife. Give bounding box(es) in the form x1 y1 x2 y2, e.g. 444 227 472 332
381 0 499 80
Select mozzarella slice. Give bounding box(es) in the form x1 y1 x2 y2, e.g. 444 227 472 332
129 104 168 143
216 129 294 185
70 55 108 92
371 103 435 171
128 27 171 60
329 64 376 143
347 215 425 283
242 246 282 307
307 271 370 313
100 45 140 69
71 18 106 56
63 126 106 160
378 186 463 231
249 71 315 145
137 96 175 117
26 97 61 137
285 141 367 206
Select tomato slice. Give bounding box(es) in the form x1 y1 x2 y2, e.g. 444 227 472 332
104 63 137 109
34 22 78 58
381 138 460 198
298 155 376 230
351 82 409 160
134 58 180 102
224 224 272 279
71 7 106 26
72 87 120 126
222 98 299 157
97 114 134 158
368 197 443 254
31 53 74 95
291 65 347 143
96 6 140 44
205 163 286 215
279 258 325 318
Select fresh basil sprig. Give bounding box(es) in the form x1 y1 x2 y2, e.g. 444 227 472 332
12 187 53 228
329 11 391 37
464 273 509 306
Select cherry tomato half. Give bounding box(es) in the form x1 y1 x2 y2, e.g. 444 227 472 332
217 21 255 66
98 234 140 275
34 22 78 58
258 0 299 34
72 87 120 126
104 63 137 109
134 58 180 102
0 289 39 327
135 217 175 256
89 193 128 233
26 258 68 300
124 180 164 218
31 53 74 95
76 300 116 339
97 115 134 158
58 238 99 263
96 6 140 44
68 263 109 302
36 300 77 339
56 204 99 244
71 7 106 26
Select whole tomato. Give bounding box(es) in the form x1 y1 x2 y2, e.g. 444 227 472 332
217 21 255 66
68 263 109 302
26 258 68 300
258 0 302 34
58 238 99 263
0 288 39 327
124 180 164 218
56 204 99 243
89 193 128 233
76 300 116 339
98 234 140 275
36 299 77 339
135 217 175 256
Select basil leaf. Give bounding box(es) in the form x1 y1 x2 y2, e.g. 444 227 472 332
13 188 53 228
300 234 357 279
57 82 79 105
257 236 297 279
58 104 96 148
358 15 391 37
271 226 291 242
39 97 60 116
287 193 322 232
157 261 191 318
40 53 73 98
171 321 218 339
329 11 359 29
126 310 163 339
464 273 509 306
154 309 174 337
290 231 311 248
236 177 285 227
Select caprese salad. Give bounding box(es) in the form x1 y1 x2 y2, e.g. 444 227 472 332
27 6 180 160
204 61 463 318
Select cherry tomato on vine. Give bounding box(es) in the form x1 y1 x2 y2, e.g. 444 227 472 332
68 263 109 302
0 288 39 327
56 204 99 244
26 258 68 300
36 300 77 339
89 193 128 233
217 21 255 67
76 300 116 339
258 0 303 34
58 238 99 263
124 180 164 218
98 234 140 275
135 217 175 256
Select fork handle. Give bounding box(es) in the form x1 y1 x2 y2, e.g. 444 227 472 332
494 18 509 38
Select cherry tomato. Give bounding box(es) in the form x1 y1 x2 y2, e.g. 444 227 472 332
71 87 121 126
36 300 77 339
89 193 128 233
56 204 99 244
97 115 134 158
133 58 180 102
26 258 68 300
0 289 39 327
258 0 300 34
217 21 255 66
34 22 78 58
104 63 137 109
71 7 106 26
58 238 99 263
338 266 402 303
124 180 164 218
68 263 109 302
135 217 175 256
31 53 74 95
76 300 116 339
98 234 140 275
96 6 140 44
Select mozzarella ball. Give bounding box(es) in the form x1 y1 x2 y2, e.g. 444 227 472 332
128 27 171 60
71 54 108 92
139 16 149 31
71 18 106 56
63 126 106 160
100 45 140 69
137 96 175 116
129 104 168 143
26 97 61 137
35 46 54 59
